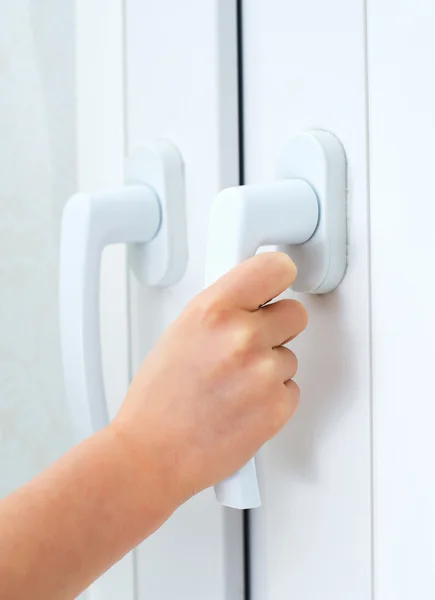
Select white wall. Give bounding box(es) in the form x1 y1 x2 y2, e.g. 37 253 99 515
242 2 372 599
0 0 76 495
368 1 435 597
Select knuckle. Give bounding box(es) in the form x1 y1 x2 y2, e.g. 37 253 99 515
286 378 300 394
288 350 298 375
286 380 301 412
254 355 278 387
229 323 258 359
268 382 300 435
269 397 292 434
190 294 227 329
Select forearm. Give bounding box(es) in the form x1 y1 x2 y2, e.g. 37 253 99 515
0 425 180 600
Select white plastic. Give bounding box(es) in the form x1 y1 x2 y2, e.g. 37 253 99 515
60 186 160 437
206 180 319 281
207 180 319 509
276 130 347 293
60 140 187 440
126 140 188 286
207 130 347 509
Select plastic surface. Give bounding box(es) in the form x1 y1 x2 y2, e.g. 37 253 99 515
60 140 187 443
60 186 160 438
277 130 347 293
207 180 319 508
126 140 188 286
207 130 347 509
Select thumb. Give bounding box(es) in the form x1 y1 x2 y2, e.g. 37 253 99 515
203 252 297 311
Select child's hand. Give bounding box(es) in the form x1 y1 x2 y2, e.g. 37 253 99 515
113 252 307 505
0 252 308 600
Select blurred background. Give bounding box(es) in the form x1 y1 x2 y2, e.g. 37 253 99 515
0 1 76 495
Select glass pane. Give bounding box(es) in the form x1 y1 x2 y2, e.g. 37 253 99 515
0 1 75 495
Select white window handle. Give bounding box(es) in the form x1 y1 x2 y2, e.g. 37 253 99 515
60 141 187 440
60 186 160 436
207 131 347 509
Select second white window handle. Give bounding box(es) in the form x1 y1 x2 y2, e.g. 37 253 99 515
206 130 347 509
206 180 318 509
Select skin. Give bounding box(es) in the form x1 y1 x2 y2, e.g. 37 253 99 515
0 252 307 599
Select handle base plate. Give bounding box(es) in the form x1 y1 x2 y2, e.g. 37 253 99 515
276 130 347 294
126 140 188 286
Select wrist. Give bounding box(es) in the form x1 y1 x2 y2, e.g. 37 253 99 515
107 419 189 526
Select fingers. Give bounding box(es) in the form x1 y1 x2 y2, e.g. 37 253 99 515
270 379 300 436
283 379 300 418
272 346 298 382
207 252 297 311
258 299 308 347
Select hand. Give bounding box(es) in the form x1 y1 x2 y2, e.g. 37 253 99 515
112 252 308 506
0 252 308 599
